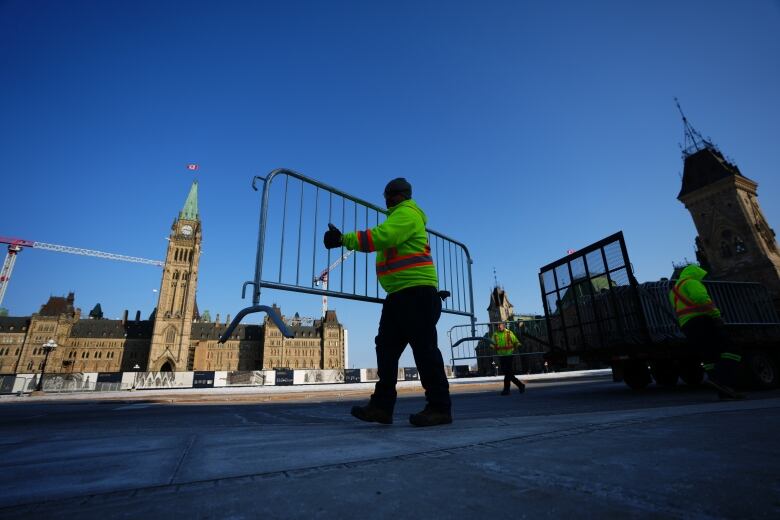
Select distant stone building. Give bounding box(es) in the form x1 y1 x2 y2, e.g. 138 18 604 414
0 182 346 375
676 113 780 314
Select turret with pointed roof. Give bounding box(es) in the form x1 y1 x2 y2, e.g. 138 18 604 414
675 103 780 313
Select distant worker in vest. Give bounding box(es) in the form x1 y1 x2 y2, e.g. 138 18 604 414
669 264 744 400
492 322 526 395
323 177 452 427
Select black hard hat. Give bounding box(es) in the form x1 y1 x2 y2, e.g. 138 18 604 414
383 177 412 199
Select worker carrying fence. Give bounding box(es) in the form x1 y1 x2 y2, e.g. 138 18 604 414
669 264 745 400
324 177 453 427
491 322 526 396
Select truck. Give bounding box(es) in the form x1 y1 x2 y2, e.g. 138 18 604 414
533 231 780 390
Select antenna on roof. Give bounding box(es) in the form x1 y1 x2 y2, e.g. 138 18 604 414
675 97 712 156
493 267 499 288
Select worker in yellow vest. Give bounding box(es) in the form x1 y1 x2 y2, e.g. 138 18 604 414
492 322 526 395
669 264 744 400
324 178 452 427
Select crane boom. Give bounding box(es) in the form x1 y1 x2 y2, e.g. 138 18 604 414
32 242 164 266
313 250 354 317
0 236 163 308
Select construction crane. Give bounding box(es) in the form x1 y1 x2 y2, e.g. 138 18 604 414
313 250 354 318
0 236 163 308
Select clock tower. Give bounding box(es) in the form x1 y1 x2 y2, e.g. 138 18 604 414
148 181 202 371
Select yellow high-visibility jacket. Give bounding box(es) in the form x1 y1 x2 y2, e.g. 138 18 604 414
342 199 438 294
668 264 721 328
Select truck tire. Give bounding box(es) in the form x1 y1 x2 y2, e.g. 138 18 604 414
624 361 652 390
747 351 778 390
679 362 705 386
651 361 679 387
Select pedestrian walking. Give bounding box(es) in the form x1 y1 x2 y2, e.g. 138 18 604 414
492 322 526 395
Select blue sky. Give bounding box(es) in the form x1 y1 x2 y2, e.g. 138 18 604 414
2 0 779 369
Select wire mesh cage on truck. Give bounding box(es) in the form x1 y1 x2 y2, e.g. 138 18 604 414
219 169 478 360
538 230 780 389
538 231 649 368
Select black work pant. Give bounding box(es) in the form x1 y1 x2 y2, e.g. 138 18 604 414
370 285 451 412
499 356 522 391
681 316 742 388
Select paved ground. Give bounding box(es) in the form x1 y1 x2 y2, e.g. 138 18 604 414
1 372 778 519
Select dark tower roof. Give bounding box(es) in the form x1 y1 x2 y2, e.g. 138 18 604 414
487 286 510 311
675 98 746 199
88 303 104 319
38 292 76 316
678 146 744 199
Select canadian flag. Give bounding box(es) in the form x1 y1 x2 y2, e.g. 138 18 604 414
187 163 199 171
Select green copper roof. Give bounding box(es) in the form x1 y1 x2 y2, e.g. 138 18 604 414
179 181 199 221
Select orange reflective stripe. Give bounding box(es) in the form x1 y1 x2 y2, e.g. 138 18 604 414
672 280 695 307
376 254 433 277
672 279 716 317
357 230 376 252
676 304 716 316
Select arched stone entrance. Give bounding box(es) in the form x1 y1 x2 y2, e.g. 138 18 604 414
160 361 174 372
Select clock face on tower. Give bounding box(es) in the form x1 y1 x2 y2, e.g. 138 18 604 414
181 225 193 237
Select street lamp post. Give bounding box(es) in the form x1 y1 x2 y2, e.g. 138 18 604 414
132 363 141 390
35 339 58 392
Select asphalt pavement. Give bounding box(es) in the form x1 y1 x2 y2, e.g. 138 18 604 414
1 371 778 519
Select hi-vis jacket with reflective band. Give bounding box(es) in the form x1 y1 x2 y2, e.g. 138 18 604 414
341 199 438 294
668 264 721 328
492 329 519 356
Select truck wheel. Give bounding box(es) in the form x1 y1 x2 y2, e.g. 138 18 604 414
651 362 679 387
679 362 704 386
747 351 778 390
624 361 651 390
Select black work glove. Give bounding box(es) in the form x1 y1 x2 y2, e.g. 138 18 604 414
323 223 342 249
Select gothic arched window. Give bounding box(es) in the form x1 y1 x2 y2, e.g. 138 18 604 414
720 241 732 258
165 327 176 344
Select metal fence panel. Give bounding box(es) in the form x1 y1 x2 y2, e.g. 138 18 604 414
449 320 548 374
221 169 476 342
638 279 780 342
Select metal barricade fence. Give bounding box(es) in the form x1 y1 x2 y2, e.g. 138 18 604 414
638 279 780 342
449 320 549 374
221 168 477 342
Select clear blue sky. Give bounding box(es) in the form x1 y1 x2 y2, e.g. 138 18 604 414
2 0 779 369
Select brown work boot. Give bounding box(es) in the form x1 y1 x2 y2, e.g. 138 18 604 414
704 380 745 400
351 403 393 424
409 405 452 427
